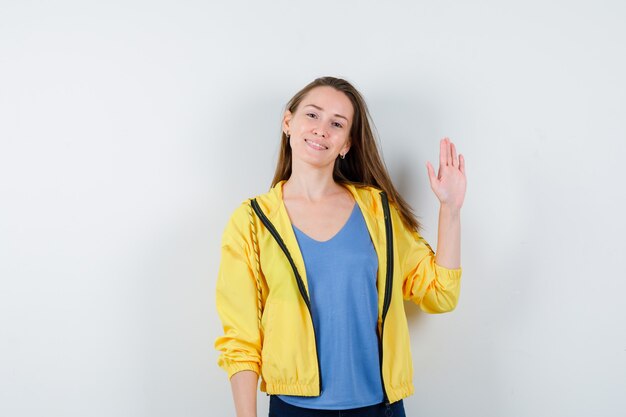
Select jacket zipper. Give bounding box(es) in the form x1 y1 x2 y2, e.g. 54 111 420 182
250 198 323 394
379 191 394 405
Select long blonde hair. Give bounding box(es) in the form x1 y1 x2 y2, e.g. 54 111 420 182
271 76 423 232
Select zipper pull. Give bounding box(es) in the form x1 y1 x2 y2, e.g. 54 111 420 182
384 402 392 417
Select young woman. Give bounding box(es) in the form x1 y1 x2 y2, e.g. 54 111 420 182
215 76 466 417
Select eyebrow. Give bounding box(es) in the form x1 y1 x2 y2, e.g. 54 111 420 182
303 104 349 122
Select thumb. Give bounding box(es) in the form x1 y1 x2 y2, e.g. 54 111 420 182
426 161 437 186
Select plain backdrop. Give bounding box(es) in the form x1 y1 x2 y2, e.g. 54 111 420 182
1 1 625 416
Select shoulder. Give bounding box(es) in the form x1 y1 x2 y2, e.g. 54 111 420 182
221 199 252 245
222 184 281 238
348 182 384 209
349 182 405 219
248 183 284 220
226 199 252 224
225 185 278 222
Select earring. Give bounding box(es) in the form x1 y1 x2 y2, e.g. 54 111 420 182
339 153 346 159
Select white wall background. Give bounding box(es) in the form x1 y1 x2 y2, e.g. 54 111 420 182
1 1 624 416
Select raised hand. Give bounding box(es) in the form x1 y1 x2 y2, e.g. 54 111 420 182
426 137 466 210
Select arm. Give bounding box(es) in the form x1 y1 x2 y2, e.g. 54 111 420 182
230 370 259 417
400 137 466 312
214 203 263 415
426 137 465 271
434 204 461 269
398 212 463 313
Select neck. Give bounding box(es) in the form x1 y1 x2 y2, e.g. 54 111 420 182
283 160 342 203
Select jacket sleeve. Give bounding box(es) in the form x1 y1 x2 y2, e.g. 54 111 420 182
393 205 463 313
214 202 262 379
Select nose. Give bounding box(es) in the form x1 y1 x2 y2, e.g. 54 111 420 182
313 125 327 138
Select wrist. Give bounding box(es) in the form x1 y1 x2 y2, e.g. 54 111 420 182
440 203 461 216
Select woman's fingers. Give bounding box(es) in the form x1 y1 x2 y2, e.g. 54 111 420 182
426 161 438 188
440 138 448 167
436 137 466 177
459 154 466 176
426 161 434 181
450 141 457 167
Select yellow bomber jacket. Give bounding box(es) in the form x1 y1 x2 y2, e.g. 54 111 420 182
214 180 463 404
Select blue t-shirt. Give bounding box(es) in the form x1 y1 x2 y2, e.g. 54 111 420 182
277 203 384 409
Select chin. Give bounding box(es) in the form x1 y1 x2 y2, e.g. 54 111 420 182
292 153 334 170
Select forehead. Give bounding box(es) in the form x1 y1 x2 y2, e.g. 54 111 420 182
300 86 354 121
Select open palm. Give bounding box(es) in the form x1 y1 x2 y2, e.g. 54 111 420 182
426 137 467 210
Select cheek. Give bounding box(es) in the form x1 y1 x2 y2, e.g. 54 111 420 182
300 120 316 132
289 135 304 151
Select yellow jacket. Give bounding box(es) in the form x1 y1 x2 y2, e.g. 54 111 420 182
214 180 462 404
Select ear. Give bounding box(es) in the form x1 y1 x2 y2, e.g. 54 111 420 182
340 139 351 156
282 110 293 135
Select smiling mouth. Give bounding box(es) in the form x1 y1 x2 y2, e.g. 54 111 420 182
305 138 328 150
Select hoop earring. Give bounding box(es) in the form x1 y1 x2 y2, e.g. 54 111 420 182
339 153 346 159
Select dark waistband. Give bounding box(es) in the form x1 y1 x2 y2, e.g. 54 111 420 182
269 395 405 416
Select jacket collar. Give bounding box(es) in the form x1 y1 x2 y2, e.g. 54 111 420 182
257 179 385 223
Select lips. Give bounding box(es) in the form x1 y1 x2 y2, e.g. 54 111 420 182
304 138 328 150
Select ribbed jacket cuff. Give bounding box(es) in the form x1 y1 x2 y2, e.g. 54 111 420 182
221 360 261 379
433 262 462 280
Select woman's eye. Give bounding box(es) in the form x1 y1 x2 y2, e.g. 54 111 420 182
305 112 341 128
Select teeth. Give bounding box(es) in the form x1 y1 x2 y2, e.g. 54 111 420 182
306 139 328 149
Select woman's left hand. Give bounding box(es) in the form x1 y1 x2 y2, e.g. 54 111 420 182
426 137 466 210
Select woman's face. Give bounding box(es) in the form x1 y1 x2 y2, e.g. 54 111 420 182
283 86 354 169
